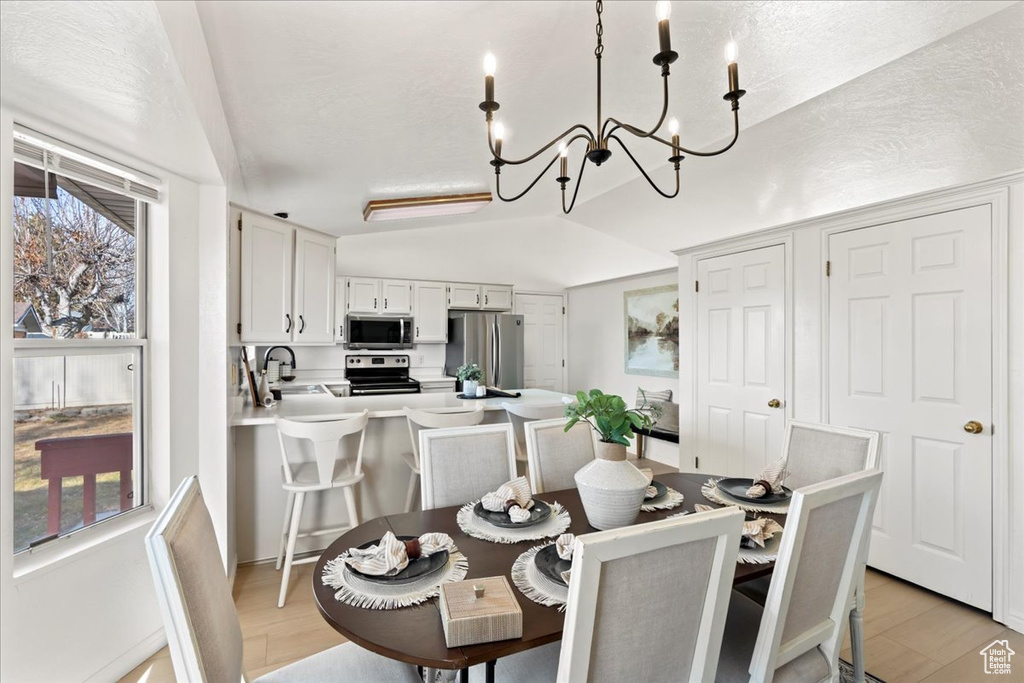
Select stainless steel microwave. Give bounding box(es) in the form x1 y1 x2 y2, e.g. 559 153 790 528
345 315 414 350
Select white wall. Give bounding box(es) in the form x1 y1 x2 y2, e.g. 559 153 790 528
567 269 679 455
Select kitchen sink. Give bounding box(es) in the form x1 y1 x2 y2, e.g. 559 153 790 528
276 383 329 396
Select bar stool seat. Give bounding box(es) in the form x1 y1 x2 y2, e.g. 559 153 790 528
402 406 485 512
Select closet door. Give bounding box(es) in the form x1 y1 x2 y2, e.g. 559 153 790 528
828 205 992 609
696 245 786 476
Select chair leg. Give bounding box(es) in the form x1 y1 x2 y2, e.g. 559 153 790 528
278 491 305 608
343 486 360 528
850 578 867 683
275 490 295 571
405 470 419 513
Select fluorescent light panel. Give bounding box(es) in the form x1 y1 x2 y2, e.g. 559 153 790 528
363 192 492 222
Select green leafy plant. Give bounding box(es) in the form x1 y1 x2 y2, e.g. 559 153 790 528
456 363 483 382
564 389 659 446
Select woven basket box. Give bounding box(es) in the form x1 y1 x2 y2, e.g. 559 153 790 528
438 576 523 647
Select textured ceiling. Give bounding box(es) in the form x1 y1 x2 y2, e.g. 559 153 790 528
195 0 1013 236
0 0 222 184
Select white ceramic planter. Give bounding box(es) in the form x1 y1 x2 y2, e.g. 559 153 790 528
574 440 649 530
463 380 478 396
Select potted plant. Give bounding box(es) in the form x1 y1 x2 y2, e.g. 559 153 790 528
457 363 484 397
564 389 660 530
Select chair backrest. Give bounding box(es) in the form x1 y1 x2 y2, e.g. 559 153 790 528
145 476 244 683
502 402 567 460
275 410 370 486
749 469 884 680
524 417 596 493
557 507 745 682
781 420 879 489
419 423 517 509
404 405 486 467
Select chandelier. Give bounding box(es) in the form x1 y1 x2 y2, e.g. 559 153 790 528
478 0 746 213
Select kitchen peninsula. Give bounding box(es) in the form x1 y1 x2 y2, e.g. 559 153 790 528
231 389 569 563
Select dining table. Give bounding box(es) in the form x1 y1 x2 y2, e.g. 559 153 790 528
312 471 785 680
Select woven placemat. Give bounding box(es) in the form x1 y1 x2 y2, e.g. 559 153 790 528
737 532 784 565
641 486 685 512
456 501 571 544
322 548 468 610
702 478 791 514
510 544 568 611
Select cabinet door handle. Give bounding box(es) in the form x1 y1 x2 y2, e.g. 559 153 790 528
299 315 305 333
476 294 480 305
285 314 292 333
384 298 388 310
374 297 378 309
485 294 489 305
416 326 420 337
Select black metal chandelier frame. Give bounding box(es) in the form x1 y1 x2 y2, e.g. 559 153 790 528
479 0 746 214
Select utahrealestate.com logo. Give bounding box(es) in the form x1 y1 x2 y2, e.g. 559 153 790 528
979 639 1015 675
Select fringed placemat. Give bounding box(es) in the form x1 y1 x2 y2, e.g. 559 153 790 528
511 544 568 611
737 532 784 565
641 487 685 512
702 478 791 514
322 549 468 610
456 501 571 544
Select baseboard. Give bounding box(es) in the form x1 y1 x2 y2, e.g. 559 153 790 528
84 628 167 683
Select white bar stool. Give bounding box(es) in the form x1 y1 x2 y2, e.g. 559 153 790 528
274 410 369 607
501 402 566 476
401 406 485 512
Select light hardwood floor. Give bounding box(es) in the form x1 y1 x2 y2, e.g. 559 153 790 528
122 563 1019 682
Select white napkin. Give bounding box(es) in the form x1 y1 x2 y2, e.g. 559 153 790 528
481 476 535 523
638 467 658 499
555 534 575 585
741 517 784 548
694 504 716 513
746 456 789 498
344 530 453 576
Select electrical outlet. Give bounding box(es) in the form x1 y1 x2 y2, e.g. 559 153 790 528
416 355 425 365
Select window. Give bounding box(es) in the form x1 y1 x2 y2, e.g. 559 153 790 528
10 128 157 554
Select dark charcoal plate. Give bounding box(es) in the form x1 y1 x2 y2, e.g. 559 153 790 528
717 478 792 504
346 536 449 585
644 480 669 504
534 544 571 586
473 499 552 529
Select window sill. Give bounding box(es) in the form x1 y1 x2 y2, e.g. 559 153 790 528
12 504 156 583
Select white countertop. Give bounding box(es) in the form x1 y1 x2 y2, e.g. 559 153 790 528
231 388 569 426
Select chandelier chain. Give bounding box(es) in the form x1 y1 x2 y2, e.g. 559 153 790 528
594 0 604 58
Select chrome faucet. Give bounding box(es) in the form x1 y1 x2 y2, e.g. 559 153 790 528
263 346 296 373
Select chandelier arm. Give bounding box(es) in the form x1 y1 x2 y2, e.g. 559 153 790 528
488 122 596 166
561 156 589 214
607 109 740 157
600 74 669 141
608 135 680 199
495 153 561 202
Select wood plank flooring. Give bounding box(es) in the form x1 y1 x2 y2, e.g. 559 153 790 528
122 564 1016 682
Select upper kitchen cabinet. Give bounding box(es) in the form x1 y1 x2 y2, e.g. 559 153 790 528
413 281 448 343
238 207 337 344
293 229 336 343
347 277 381 314
382 279 413 314
448 283 482 309
481 285 513 311
334 278 346 343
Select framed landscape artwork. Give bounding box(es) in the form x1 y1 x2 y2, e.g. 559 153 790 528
624 285 679 378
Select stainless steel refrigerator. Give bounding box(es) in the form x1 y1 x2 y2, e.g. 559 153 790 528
445 312 524 390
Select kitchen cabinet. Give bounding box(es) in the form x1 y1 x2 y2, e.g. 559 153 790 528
293 229 336 343
334 278 346 343
481 285 513 311
347 277 381 314
382 279 413 314
240 212 294 343
448 283 482 309
413 281 448 343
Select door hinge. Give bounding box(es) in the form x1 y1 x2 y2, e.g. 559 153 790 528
695 456 700 469
826 260 831 277
237 216 242 231
562 306 566 315
237 323 242 334
695 280 699 292
562 359 565 367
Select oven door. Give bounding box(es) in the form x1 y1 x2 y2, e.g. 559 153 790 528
346 316 414 349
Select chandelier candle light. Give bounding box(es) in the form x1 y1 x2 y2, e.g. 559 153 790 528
479 0 745 213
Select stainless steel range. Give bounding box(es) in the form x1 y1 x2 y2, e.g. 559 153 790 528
344 355 421 396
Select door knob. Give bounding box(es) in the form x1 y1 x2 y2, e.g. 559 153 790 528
767 398 781 409
963 420 984 434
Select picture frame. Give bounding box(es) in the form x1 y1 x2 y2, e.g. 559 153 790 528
623 284 679 378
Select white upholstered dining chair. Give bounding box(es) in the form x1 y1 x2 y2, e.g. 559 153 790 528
524 417 595 493
737 420 880 682
402 405 486 512
273 411 371 607
146 476 421 683
502 402 567 471
716 469 884 683
419 423 517 509
468 506 746 682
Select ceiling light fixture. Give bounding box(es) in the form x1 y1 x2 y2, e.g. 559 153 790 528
479 0 746 213
363 192 493 222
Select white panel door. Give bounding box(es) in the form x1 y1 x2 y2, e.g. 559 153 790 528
381 279 413 314
696 245 786 476
413 281 449 343
293 229 336 343
347 277 381 314
828 205 992 608
240 212 293 343
448 283 481 309
515 293 564 392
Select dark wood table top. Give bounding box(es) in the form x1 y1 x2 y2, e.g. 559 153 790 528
312 472 783 670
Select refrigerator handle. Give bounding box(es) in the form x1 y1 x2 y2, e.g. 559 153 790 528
492 317 500 387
